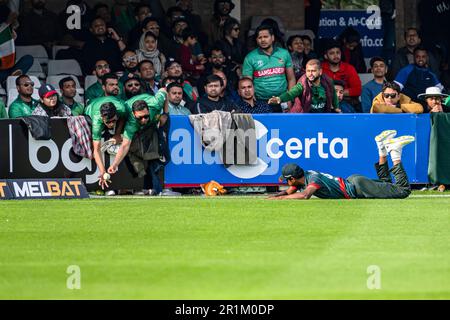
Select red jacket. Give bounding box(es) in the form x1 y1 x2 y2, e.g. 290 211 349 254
322 61 362 97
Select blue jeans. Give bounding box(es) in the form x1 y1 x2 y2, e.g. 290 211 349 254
0 55 34 84
144 160 163 194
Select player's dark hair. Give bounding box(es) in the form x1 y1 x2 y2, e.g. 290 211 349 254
100 102 117 120
132 100 148 112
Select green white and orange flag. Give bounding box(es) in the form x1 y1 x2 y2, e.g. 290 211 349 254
0 24 15 70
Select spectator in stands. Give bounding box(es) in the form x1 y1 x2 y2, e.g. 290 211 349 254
107 95 168 196
163 58 198 103
163 6 186 38
305 0 322 36
260 18 285 49
177 28 206 81
361 57 387 113
210 0 235 44
193 74 237 114
420 87 450 113
81 17 125 75
242 25 296 113
136 17 172 56
197 47 238 97
59 76 84 116
301 35 315 57
394 46 443 104
167 82 192 115
0 7 33 84
136 31 166 79
110 0 135 39
122 74 143 100
236 77 272 114
85 59 112 104
334 80 355 113
8 75 39 118
93 3 113 28
213 69 239 103
268 59 339 113
17 0 62 53
163 18 189 60
127 3 152 50
84 74 128 190
322 40 362 111
339 27 366 73
138 60 159 95
119 49 139 83
176 0 207 49
0 98 6 118
390 28 440 79
370 81 423 114
287 35 307 80
216 18 246 67
32 84 72 117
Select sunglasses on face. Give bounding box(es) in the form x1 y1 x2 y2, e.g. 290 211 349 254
383 93 398 99
136 114 150 121
21 82 34 87
104 117 118 124
211 55 224 59
232 27 240 31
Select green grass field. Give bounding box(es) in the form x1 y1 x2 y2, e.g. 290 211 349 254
1 194 450 299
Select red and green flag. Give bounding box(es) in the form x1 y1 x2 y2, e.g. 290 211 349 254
0 25 15 70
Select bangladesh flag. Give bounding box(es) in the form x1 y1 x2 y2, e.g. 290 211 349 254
0 24 15 70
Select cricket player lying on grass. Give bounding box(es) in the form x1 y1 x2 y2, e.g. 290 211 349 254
269 130 415 200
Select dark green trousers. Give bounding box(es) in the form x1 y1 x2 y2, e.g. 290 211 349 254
347 162 411 199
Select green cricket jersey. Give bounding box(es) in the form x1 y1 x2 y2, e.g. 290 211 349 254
60 98 85 116
0 99 7 119
84 96 128 141
8 96 40 118
295 170 357 199
242 46 292 100
123 91 167 141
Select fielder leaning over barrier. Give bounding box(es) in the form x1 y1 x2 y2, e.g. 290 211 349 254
270 130 415 200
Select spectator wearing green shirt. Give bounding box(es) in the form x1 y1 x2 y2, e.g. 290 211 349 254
107 94 167 194
268 59 339 113
0 99 7 119
85 59 112 105
242 25 296 113
8 75 40 118
59 77 84 116
84 74 128 188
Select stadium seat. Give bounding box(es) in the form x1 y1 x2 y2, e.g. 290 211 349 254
359 73 374 86
7 88 40 108
47 59 83 77
46 75 83 93
0 83 5 97
84 75 98 89
6 75 41 93
364 58 371 71
27 59 46 79
15 45 49 65
51 45 69 59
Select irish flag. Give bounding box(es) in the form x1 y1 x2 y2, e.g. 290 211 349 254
0 24 15 70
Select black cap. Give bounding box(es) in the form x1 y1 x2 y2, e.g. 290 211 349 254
279 163 304 182
165 57 180 70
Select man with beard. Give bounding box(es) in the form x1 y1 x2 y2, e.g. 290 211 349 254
8 75 40 118
210 0 235 44
395 46 443 104
194 74 237 114
164 58 198 103
138 60 159 95
85 59 119 104
119 49 139 84
196 47 238 97
268 59 339 113
17 0 61 51
84 73 128 189
59 76 85 116
322 40 362 111
81 16 125 75
242 25 295 113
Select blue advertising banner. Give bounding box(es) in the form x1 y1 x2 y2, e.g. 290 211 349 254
165 114 430 187
318 9 383 57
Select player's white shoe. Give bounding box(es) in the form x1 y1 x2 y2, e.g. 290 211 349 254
375 130 397 143
385 135 415 153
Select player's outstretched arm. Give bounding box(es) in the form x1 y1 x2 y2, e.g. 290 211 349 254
268 186 317 200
